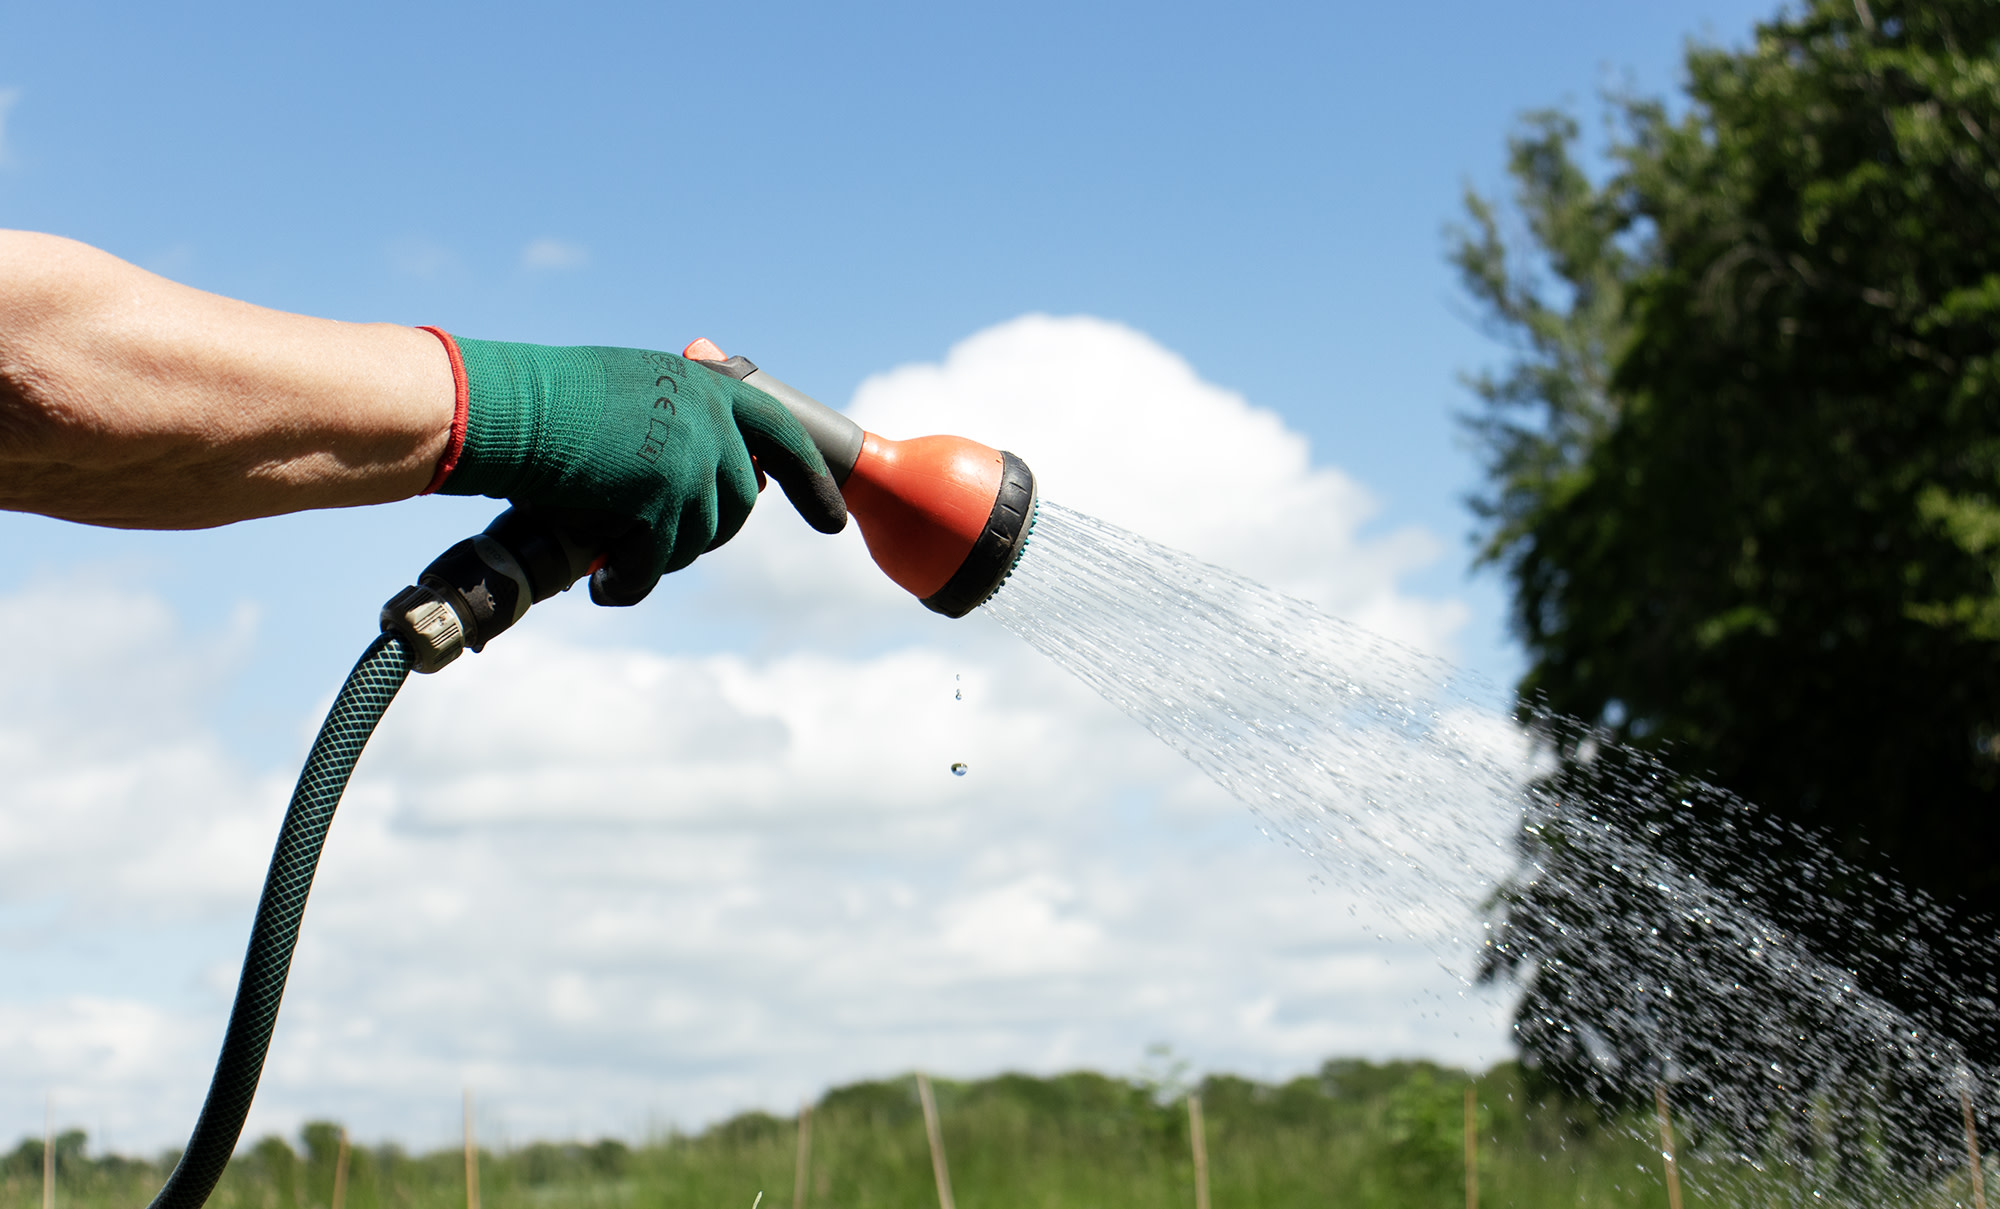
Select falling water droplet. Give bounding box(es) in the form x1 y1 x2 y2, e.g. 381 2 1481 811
950 762 968 776
954 689 963 700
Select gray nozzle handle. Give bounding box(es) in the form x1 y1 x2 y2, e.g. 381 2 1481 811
694 354 865 484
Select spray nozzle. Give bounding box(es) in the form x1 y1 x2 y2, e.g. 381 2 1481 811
683 339 1038 618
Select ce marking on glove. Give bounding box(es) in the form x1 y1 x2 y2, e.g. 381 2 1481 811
648 353 686 416
634 353 687 461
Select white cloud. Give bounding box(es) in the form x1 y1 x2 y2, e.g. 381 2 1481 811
388 238 459 281
0 89 18 166
0 575 268 915
520 238 589 271
0 318 1514 1153
941 875 1101 974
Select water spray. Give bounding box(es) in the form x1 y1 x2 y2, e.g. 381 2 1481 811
146 344 1037 1209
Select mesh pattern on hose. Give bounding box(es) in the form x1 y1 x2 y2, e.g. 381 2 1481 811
149 635 414 1209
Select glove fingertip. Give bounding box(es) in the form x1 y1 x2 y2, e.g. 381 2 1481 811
740 428 848 534
796 472 848 535
589 561 659 607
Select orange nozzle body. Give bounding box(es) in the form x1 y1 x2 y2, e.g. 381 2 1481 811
843 432 1036 616
844 433 1007 599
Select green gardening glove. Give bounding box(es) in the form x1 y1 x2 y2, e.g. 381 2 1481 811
431 336 847 606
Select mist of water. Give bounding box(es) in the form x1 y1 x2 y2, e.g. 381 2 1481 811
983 501 2000 1207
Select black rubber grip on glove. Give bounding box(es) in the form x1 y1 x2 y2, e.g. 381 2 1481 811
743 427 848 536
589 524 667 607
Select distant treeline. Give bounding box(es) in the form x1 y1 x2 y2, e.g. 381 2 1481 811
0 1060 1769 1209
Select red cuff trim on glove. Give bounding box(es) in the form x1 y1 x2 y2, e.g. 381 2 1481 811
416 325 469 495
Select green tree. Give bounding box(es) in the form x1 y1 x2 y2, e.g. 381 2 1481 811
1380 1068 1466 1205
250 1134 300 1209
299 1121 343 1209
1456 0 2000 1146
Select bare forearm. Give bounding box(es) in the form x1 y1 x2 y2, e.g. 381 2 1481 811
0 230 453 529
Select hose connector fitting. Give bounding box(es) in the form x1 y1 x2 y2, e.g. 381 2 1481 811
381 506 600 673
380 584 466 674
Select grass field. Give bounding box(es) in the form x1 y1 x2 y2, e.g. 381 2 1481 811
0 1060 1901 1209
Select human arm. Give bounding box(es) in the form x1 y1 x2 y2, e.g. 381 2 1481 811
0 230 845 603
0 229 454 529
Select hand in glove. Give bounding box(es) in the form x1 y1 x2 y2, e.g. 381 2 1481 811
422 330 846 605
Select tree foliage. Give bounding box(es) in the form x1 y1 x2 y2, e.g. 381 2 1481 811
1456 0 2000 1112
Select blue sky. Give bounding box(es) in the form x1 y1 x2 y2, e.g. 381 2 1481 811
0 0 1779 1152
1 0 1774 693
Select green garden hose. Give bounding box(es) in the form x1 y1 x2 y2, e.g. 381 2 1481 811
147 634 414 1209
141 504 600 1209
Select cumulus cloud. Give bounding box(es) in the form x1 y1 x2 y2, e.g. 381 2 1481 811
0 318 1513 1151
520 239 589 271
0 575 268 915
